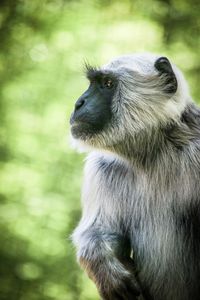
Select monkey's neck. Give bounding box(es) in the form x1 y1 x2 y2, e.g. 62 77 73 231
110 126 169 169
110 105 200 170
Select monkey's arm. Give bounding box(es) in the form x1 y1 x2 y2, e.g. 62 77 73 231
73 225 141 300
72 154 143 300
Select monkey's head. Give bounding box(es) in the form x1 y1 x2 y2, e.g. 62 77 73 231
70 53 191 152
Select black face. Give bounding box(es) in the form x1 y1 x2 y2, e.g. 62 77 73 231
70 67 117 140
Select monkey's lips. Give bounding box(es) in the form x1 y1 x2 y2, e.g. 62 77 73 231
70 111 89 126
70 112 89 139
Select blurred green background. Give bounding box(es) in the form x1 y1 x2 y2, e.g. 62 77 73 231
0 0 199 299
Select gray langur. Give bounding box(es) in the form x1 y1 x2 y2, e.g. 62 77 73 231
69 53 200 300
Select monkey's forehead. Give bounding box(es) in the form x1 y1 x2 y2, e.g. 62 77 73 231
102 53 162 74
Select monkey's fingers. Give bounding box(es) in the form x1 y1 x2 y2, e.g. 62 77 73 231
99 276 141 300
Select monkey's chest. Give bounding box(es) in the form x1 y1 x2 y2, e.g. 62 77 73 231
97 158 200 299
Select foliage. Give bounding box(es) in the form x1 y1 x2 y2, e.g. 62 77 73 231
0 0 199 299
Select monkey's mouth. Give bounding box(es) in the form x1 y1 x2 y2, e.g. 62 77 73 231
70 112 88 126
70 109 108 141
70 111 91 139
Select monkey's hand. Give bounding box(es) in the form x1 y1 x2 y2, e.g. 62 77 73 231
73 226 143 299
80 255 141 300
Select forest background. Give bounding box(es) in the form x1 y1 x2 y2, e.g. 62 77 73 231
0 0 199 299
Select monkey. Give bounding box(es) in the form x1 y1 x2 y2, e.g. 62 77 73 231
69 53 200 300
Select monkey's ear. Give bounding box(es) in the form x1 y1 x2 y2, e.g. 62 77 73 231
154 57 173 74
154 57 177 94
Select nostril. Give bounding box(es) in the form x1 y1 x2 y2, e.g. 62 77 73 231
75 98 85 111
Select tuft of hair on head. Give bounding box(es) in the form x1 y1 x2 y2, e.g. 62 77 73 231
83 61 100 81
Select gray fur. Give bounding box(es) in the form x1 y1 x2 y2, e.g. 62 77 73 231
70 53 200 300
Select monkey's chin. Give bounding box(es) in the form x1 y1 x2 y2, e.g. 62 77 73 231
70 123 100 152
69 132 97 153
70 122 97 140
70 122 117 153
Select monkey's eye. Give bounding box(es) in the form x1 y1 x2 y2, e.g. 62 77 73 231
102 78 113 89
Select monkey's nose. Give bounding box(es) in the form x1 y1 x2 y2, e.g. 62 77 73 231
75 97 86 111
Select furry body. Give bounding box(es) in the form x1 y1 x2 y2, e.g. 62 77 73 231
70 54 200 300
